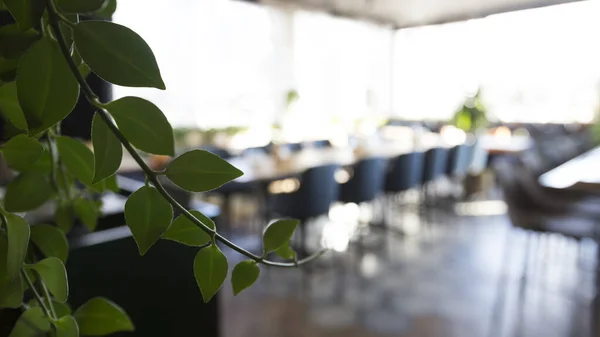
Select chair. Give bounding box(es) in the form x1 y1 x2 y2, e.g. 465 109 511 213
492 160 598 336
494 159 598 282
421 147 449 202
384 152 424 195
468 138 489 176
423 147 449 184
339 157 387 205
305 139 332 149
444 143 474 200
516 154 600 217
269 164 340 253
279 142 303 153
382 152 424 228
446 144 470 177
242 144 272 156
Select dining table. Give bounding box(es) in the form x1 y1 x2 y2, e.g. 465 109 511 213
118 132 447 186
538 146 600 192
479 134 533 155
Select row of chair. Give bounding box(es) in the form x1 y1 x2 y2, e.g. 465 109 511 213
268 142 481 251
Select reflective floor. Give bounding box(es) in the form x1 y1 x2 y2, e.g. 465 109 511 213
219 199 598 337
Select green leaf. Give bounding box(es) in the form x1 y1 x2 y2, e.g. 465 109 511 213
104 96 173 156
17 38 80 135
55 315 79 337
0 120 27 140
95 0 116 18
56 136 104 191
73 197 98 232
5 213 30 279
74 297 134 336
162 210 214 247
0 82 27 131
0 57 19 84
0 24 39 59
54 301 72 318
91 113 122 183
31 224 69 263
4 172 53 212
0 134 43 170
0 273 23 308
105 174 119 192
0 236 24 308
28 298 71 318
29 257 68 302
193 244 227 303
56 136 93 184
262 219 299 254
72 49 91 79
231 260 260 296
275 242 296 260
165 150 243 192
3 0 45 31
9 307 51 337
20 148 51 173
55 203 75 233
57 0 107 13
57 168 76 193
73 21 165 89
124 186 172 255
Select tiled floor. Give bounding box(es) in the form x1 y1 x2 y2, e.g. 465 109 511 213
219 202 598 337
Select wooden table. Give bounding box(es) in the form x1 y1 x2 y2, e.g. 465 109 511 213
538 146 600 191
118 133 446 182
223 137 444 184
480 135 532 155
229 145 413 183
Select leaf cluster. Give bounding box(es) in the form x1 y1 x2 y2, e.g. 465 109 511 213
0 0 322 335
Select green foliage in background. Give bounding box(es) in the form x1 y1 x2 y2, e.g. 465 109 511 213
451 89 489 133
0 1 325 335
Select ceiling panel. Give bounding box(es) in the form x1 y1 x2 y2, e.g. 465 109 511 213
259 0 584 28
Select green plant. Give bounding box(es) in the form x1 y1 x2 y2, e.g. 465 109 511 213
451 89 488 133
0 1 324 335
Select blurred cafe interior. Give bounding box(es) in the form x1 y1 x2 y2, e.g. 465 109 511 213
5 0 600 336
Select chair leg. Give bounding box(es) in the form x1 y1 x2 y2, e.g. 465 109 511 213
488 227 514 337
298 220 309 258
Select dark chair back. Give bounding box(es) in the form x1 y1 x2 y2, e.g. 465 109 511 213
270 164 340 220
339 157 386 204
280 142 303 153
242 144 271 156
385 152 424 193
423 147 449 183
446 144 471 177
305 139 332 149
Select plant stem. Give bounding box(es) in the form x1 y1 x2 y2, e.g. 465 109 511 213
46 3 326 268
46 135 65 200
21 270 54 320
37 276 57 320
52 126 73 201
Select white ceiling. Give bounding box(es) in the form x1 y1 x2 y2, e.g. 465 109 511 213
260 0 584 28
